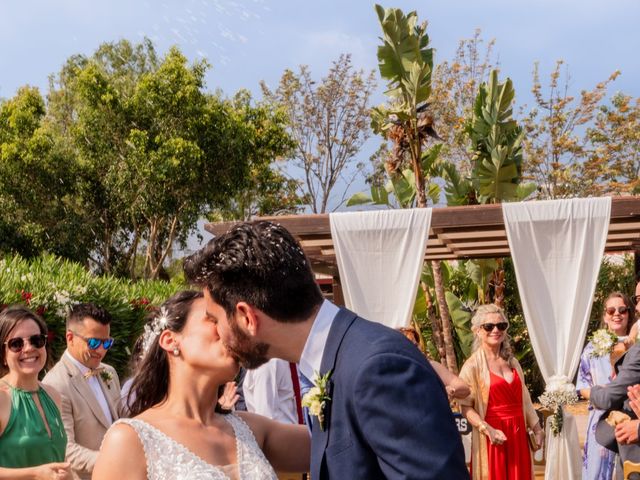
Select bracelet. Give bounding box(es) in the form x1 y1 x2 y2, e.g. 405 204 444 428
478 422 489 435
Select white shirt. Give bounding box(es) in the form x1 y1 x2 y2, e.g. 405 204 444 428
243 358 298 424
298 300 340 385
65 351 113 424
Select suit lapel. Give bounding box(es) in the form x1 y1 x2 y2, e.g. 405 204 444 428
62 358 111 429
311 308 357 478
97 371 120 421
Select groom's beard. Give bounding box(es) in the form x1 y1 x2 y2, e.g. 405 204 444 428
225 319 270 369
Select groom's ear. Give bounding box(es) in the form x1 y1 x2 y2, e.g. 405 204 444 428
235 302 260 336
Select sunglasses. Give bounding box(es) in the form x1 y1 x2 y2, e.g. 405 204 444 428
4 334 47 353
70 331 115 350
605 306 630 315
481 322 509 332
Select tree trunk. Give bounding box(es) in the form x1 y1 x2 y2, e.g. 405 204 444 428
421 280 447 366
492 259 506 309
431 260 458 373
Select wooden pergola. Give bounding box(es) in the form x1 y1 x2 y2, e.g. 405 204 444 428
205 196 640 278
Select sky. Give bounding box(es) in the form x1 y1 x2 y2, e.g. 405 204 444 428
2 0 639 104
1 0 639 224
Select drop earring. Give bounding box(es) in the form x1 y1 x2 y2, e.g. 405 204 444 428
173 347 180 356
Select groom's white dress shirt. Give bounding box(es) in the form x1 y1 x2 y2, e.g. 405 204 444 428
299 299 339 385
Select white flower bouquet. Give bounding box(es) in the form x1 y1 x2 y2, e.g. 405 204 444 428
539 375 578 436
589 328 620 358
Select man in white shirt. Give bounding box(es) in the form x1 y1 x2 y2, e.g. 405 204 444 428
44 303 121 480
243 358 299 424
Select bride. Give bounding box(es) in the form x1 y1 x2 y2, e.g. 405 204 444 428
94 291 309 480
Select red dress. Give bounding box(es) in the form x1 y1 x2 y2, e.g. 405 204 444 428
484 369 532 480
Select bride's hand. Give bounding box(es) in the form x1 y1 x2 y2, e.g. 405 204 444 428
219 381 239 410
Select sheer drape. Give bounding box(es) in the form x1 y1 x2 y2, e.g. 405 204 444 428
329 209 432 328
503 197 612 480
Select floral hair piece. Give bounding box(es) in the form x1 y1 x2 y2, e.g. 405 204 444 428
140 307 171 357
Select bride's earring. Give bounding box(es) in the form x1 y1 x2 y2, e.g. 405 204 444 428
173 347 180 356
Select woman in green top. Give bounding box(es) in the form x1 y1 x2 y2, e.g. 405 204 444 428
0 305 71 480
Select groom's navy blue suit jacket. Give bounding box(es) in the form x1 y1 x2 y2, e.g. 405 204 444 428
309 307 468 480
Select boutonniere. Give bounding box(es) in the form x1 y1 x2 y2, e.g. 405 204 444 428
99 370 113 389
301 370 332 431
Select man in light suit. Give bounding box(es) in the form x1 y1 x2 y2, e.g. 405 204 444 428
185 221 467 480
44 303 121 480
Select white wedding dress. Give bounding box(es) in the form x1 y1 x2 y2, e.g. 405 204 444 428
115 414 278 480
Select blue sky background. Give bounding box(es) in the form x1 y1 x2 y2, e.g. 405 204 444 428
1 0 639 218
2 0 638 104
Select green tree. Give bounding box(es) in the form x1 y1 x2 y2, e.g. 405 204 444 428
371 4 459 372
210 90 303 221
0 86 90 261
262 54 376 213
429 30 499 176
46 39 253 279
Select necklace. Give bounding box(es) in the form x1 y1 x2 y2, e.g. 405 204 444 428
0 379 40 394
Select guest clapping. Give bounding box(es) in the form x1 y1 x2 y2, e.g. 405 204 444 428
459 304 543 480
577 292 634 479
0 306 71 480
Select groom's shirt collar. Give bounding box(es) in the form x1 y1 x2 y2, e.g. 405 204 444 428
298 299 340 384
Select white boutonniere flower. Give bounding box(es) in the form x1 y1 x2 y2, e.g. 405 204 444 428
301 370 332 431
99 370 113 389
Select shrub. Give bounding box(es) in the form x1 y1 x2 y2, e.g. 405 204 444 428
0 254 186 378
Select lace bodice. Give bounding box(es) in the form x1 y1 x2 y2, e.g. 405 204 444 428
114 414 278 480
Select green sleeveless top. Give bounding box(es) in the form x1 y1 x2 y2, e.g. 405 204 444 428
0 382 67 467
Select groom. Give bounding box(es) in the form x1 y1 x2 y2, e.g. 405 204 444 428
185 220 467 479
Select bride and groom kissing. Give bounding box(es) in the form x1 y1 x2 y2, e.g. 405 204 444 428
94 221 468 480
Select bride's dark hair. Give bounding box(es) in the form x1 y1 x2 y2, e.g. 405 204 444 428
126 290 228 417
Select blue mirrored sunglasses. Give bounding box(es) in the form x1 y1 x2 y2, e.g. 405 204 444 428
70 331 115 350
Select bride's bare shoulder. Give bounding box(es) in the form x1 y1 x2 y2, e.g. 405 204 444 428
94 421 146 480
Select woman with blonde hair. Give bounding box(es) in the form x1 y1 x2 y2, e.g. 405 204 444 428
459 304 544 480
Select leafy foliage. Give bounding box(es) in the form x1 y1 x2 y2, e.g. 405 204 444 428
467 70 527 203
0 254 185 377
522 61 620 198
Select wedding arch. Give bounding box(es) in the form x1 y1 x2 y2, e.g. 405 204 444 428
206 195 640 479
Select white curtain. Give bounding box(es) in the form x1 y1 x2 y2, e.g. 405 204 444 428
503 197 612 480
329 209 432 328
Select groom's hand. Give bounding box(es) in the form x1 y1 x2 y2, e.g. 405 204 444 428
615 419 640 444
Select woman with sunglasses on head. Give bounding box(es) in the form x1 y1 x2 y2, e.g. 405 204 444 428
0 305 71 480
459 304 543 480
94 290 310 480
576 292 635 480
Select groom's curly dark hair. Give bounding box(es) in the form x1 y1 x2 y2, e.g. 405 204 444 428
184 220 323 323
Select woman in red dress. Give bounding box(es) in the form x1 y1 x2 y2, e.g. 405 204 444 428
459 304 545 480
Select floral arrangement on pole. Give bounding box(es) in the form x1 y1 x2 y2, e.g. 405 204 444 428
539 375 578 436
589 328 620 358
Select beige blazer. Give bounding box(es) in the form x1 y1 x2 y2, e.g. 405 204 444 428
43 351 121 480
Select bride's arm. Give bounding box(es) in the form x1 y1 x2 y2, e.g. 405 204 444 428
237 412 310 472
93 424 147 480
